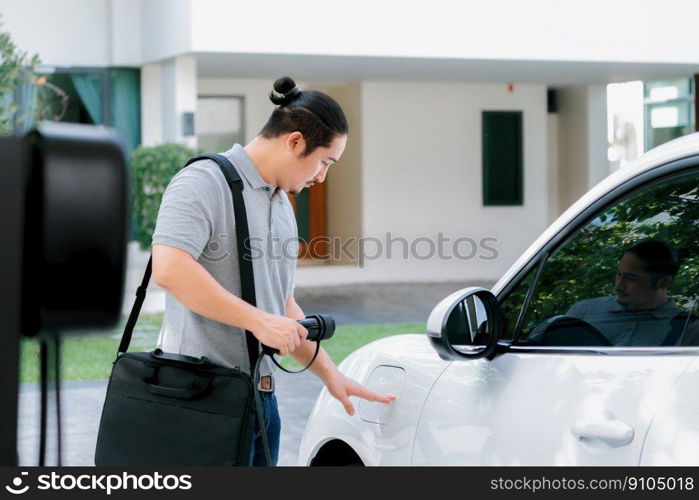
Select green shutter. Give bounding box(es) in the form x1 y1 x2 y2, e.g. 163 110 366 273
482 111 523 206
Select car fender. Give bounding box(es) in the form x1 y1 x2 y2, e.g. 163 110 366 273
299 333 451 465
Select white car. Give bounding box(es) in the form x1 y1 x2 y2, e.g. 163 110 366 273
299 132 699 466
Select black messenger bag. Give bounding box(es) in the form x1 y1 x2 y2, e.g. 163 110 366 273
95 154 263 466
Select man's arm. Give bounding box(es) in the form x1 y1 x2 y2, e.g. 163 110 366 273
152 244 306 355
285 295 396 415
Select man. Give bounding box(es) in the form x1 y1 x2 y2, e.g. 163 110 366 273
150 77 395 465
565 239 697 346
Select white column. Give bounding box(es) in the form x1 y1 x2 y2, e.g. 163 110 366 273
161 55 198 149
586 85 609 189
547 112 559 223
557 84 609 215
141 62 163 146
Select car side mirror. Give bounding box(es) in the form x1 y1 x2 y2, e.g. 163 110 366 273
426 287 501 360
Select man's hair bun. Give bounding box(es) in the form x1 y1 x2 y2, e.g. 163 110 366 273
260 76 348 156
677 247 691 260
270 76 302 106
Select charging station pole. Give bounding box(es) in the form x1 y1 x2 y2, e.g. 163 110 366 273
0 137 25 466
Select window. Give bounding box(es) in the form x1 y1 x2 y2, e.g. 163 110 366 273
499 264 536 342
196 96 245 151
37 68 141 152
644 78 695 151
482 111 523 206
500 169 699 347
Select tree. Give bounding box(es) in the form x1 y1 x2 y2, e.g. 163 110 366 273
0 16 41 136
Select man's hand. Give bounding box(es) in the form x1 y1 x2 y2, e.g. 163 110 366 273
250 311 307 356
283 295 396 415
324 371 396 416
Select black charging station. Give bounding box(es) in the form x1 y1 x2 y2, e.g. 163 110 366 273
0 122 130 465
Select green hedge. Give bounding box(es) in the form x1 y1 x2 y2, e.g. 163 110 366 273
131 143 201 250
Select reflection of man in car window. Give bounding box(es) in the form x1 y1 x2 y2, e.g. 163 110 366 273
566 239 697 346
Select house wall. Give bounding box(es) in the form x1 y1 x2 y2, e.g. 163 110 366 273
358 81 549 282
188 0 699 65
4 0 699 69
0 0 112 67
140 0 190 64
109 0 143 65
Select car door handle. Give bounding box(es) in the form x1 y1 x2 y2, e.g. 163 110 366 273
571 419 635 447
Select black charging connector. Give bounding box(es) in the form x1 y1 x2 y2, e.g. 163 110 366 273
261 314 335 359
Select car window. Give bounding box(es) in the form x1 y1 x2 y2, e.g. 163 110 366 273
505 169 699 348
499 269 536 342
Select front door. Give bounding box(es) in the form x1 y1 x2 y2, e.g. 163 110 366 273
288 183 327 260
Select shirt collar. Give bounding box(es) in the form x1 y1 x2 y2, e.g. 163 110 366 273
610 296 678 319
226 144 277 192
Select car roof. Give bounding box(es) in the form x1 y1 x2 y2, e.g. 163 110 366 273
493 131 699 295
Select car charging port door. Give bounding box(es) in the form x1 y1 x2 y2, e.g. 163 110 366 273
359 365 406 424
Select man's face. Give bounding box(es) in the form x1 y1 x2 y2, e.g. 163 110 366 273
614 252 666 311
281 134 347 194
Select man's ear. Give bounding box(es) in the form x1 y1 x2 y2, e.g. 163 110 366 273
657 275 672 290
286 131 306 155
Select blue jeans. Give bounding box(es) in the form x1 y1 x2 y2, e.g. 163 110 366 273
249 392 280 466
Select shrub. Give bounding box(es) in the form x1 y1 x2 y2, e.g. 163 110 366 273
131 143 201 250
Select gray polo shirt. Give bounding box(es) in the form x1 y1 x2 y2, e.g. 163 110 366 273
566 296 698 346
152 144 298 376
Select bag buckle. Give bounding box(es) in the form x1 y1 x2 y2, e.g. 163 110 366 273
258 375 274 393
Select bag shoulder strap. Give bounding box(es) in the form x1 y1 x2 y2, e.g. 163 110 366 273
118 153 260 373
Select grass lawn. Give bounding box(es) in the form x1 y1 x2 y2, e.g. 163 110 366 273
19 315 424 383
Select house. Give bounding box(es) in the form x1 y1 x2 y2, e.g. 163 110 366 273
2 0 697 287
